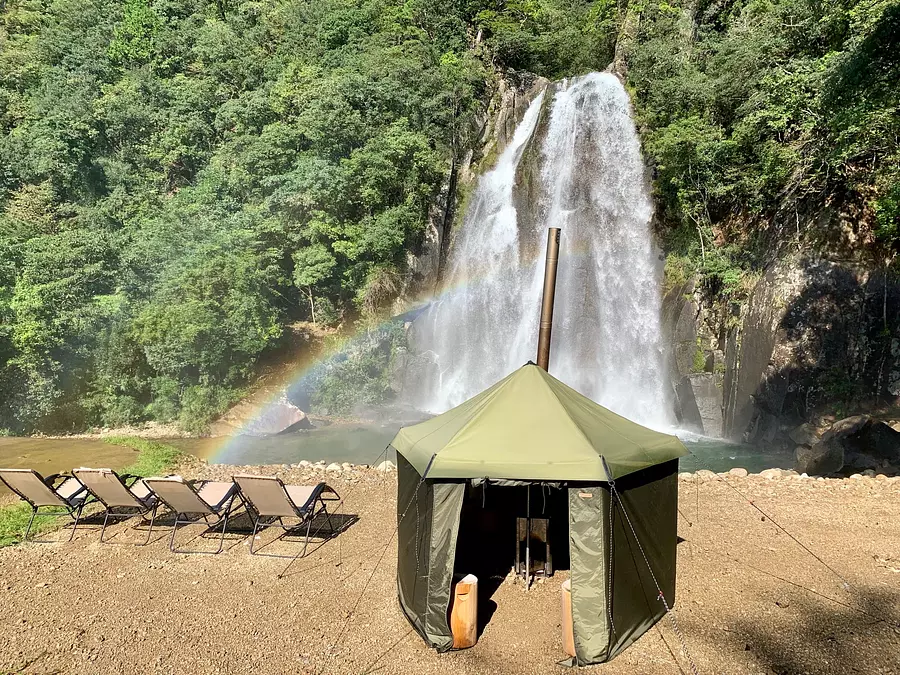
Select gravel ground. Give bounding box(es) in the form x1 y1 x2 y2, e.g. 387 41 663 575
1 463 899 675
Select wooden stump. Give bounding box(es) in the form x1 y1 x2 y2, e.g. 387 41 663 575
561 579 576 657
450 574 478 649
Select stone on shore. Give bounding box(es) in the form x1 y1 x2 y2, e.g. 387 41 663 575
325 462 342 473
728 467 749 477
759 468 783 480
375 460 396 472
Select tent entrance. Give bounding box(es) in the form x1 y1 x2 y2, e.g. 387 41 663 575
452 482 570 634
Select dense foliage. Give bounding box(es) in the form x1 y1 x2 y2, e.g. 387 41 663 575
2 0 895 432
0 0 608 433
626 0 900 297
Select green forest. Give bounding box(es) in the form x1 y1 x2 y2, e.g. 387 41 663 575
0 0 897 433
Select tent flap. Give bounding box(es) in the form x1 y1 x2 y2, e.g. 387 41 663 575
396 453 465 651
568 485 612 663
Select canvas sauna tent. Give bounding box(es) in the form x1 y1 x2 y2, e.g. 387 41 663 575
391 363 688 665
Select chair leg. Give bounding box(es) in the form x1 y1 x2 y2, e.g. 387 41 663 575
249 518 261 556
68 503 85 542
168 515 181 552
99 509 113 543
23 507 38 542
299 515 314 559
141 504 159 546
215 509 230 555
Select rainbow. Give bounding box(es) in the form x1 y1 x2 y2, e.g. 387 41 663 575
207 244 595 463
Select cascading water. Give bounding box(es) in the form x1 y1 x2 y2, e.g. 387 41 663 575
405 72 672 428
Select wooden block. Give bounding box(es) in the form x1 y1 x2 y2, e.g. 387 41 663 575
561 579 575 657
450 574 478 649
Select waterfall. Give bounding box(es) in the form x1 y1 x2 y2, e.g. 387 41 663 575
405 73 672 428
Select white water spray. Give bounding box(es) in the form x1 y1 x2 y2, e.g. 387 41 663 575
406 73 672 428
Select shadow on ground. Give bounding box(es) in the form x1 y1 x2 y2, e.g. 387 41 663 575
697 583 900 674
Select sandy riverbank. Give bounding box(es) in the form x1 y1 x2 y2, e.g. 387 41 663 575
1 462 899 674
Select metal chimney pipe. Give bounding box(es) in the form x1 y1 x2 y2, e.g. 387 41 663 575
536 228 561 371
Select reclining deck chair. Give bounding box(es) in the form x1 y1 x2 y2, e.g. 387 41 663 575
72 468 161 544
0 469 90 542
234 475 340 559
143 477 242 554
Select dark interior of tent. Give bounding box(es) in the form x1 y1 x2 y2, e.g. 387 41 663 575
452 481 571 634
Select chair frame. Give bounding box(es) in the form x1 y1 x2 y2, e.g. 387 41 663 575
237 477 341 560
0 470 91 543
72 470 161 545
145 478 243 555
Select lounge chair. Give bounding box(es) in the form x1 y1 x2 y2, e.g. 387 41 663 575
0 469 91 542
233 474 340 559
143 476 242 554
72 468 161 545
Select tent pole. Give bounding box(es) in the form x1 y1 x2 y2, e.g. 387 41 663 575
536 228 561 371
525 485 531 590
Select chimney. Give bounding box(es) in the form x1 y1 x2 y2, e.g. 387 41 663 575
536 228 561 371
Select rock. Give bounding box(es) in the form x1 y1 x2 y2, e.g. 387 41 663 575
221 400 313 437
375 460 396 473
341 462 353 470
843 420 900 464
795 442 843 476
759 468 783 480
849 473 863 479
695 469 718 481
325 463 342 473
678 374 724 437
299 460 311 467
788 423 819 447
678 472 694 481
820 415 870 443
862 469 876 477
728 467 749 478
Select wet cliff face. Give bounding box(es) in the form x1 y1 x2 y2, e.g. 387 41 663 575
397 73 548 306
666 255 900 444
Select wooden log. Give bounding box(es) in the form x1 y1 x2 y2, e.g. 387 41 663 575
561 579 576 657
450 574 478 649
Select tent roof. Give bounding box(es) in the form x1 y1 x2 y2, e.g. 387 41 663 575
391 363 687 482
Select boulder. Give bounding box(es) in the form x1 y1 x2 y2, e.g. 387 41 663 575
376 460 396 472
239 401 312 437
759 468 783 480
795 441 843 476
843 420 900 463
788 423 819 447
679 374 724 437
819 415 870 443
728 467 749 477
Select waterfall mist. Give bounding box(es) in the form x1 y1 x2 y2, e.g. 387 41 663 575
405 73 673 428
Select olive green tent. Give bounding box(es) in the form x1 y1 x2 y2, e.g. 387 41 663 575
392 362 687 665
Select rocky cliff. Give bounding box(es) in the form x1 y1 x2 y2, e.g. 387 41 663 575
666 253 900 453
